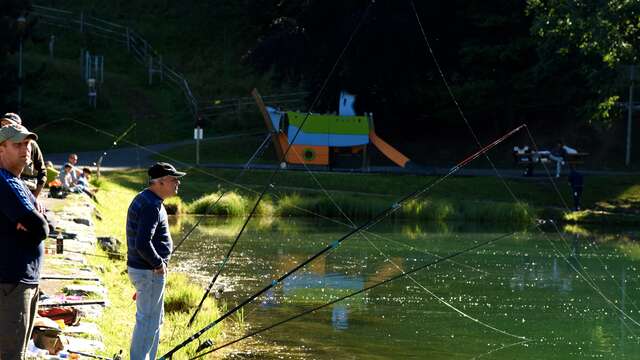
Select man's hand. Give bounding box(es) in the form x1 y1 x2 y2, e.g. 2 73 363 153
35 200 46 214
153 262 166 275
16 223 27 231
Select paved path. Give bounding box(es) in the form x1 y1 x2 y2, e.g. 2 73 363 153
47 138 640 178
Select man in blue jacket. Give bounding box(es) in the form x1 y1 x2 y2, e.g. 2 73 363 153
0 124 49 359
126 162 185 360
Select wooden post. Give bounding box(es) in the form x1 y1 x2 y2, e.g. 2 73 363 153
252 88 284 162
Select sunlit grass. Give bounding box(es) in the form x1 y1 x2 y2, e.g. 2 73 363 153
90 176 226 359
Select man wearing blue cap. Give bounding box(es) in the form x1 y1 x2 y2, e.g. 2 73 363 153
126 162 185 360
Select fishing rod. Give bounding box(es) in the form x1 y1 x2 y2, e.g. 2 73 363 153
93 122 137 168
158 124 526 360
68 349 123 360
190 228 531 358
62 249 125 260
38 300 107 307
185 1 376 329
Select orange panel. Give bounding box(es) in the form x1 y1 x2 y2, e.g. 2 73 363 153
286 144 329 165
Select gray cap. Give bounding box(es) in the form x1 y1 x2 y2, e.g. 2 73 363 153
0 123 38 143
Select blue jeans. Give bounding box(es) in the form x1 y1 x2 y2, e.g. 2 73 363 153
128 267 166 360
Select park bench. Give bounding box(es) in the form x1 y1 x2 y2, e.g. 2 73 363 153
513 146 588 176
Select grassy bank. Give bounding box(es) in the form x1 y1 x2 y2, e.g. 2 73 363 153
96 168 640 224
90 176 226 359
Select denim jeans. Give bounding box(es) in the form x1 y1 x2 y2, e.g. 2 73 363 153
128 267 166 360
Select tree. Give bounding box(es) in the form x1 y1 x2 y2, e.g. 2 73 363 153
526 0 640 124
0 0 33 110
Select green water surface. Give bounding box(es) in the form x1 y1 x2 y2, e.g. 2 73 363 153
170 217 640 359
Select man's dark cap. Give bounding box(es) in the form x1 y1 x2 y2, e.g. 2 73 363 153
148 162 186 180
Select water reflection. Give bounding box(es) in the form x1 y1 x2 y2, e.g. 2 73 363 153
171 217 640 359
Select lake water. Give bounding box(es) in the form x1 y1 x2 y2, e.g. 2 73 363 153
169 216 640 359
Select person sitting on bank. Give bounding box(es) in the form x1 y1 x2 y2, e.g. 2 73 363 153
549 141 578 178
58 153 81 184
1 113 47 198
44 161 59 186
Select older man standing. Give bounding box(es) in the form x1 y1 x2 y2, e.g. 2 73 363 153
0 124 49 359
127 162 185 360
1 113 47 198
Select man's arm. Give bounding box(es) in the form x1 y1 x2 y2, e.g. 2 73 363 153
32 143 47 197
134 204 164 269
0 177 49 242
16 209 49 242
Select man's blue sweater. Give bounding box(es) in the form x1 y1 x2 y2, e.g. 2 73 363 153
126 189 172 270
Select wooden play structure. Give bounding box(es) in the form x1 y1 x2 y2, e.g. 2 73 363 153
252 89 414 169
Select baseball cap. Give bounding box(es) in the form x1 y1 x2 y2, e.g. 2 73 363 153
0 123 38 143
148 162 186 180
1 113 22 125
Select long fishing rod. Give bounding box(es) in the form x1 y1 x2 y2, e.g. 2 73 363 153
190 228 531 358
93 122 137 168
158 124 525 360
63 249 125 260
185 1 376 328
171 132 273 255
68 349 123 360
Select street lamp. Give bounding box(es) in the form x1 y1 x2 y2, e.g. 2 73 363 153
16 15 26 111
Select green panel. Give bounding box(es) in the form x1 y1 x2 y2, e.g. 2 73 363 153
287 112 369 135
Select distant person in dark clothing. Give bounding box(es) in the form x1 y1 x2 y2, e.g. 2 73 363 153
568 166 584 211
1 113 47 198
0 124 49 359
126 162 185 360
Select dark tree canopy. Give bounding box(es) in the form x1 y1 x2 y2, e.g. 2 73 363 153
0 0 34 110
246 0 639 137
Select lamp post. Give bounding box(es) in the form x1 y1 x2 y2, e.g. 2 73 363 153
16 15 26 111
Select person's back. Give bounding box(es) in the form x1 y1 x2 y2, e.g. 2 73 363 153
568 168 584 211
568 169 584 189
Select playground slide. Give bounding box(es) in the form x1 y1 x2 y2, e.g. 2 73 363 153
369 131 410 168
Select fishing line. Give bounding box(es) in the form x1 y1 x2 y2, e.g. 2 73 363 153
158 125 526 360
69 116 470 267
285 146 519 339
280 150 491 275
544 220 640 329
523 127 640 316
189 230 524 359
183 1 376 329
408 0 640 331
172 132 273 254
469 339 534 360
92 122 137 168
